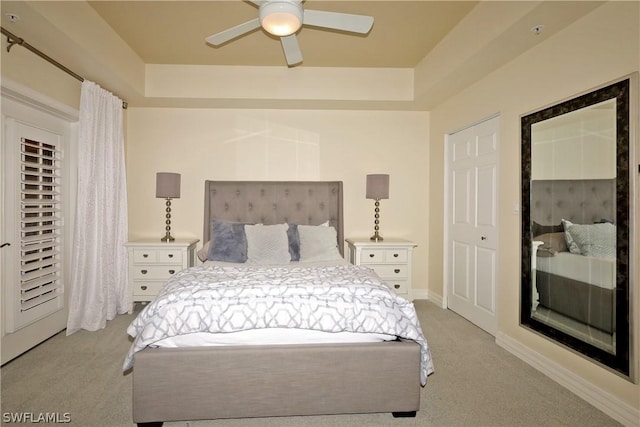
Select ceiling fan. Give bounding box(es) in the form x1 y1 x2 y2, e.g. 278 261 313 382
205 0 374 67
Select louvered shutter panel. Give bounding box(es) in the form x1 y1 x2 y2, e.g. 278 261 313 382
17 137 64 327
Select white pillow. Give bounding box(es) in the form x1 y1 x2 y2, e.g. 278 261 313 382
568 222 616 259
298 224 342 262
245 224 291 264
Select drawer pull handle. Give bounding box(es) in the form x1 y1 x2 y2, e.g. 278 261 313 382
143 254 149 258
169 269 176 274
393 253 399 257
141 285 148 291
369 254 375 258
394 269 400 274
168 254 174 258
141 269 148 275
394 284 400 289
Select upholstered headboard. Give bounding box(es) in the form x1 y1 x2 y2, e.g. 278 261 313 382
531 179 616 225
203 181 344 256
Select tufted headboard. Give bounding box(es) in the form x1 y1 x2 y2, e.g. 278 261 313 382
530 179 616 225
203 181 344 256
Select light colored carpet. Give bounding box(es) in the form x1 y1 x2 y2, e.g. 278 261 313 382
1 300 620 427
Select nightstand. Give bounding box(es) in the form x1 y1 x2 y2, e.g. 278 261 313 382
125 238 199 309
346 238 417 299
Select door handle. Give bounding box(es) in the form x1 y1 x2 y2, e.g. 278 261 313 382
0 242 10 248
481 236 487 240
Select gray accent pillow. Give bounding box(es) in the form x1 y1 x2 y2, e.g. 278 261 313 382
207 220 248 263
535 232 568 256
287 223 301 262
532 221 564 239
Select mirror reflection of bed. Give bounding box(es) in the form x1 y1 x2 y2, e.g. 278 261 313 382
529 98 617 354
530 179 616 353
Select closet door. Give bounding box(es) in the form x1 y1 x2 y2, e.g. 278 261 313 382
446 116 500 335
1 93 75 364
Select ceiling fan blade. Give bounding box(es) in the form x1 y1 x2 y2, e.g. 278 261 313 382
303 10 374 34
205 18 261 45
281 35 303 66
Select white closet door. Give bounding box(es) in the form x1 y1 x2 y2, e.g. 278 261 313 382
446 116 499 335
1 93 74 364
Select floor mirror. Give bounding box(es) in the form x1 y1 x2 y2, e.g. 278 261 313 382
520 76 634 377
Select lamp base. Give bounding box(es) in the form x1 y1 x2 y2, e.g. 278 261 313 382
370 232 383 242
370 199 383 242
161 198 175 242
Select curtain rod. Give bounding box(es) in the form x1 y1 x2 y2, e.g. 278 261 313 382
1 26 128 109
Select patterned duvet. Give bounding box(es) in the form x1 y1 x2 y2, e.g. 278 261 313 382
123 263 434 385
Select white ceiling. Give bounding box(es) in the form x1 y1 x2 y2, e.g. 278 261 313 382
87 1 478 68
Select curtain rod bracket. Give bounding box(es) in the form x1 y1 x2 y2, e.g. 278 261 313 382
6 35 23 53
1 26 127 109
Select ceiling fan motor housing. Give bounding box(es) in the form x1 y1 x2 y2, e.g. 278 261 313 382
260 1 304 36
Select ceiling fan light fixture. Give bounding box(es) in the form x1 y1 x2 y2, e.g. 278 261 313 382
260 1 303 37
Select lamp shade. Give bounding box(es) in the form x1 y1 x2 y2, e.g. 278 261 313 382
260 1 303 36
156 172 181 199
366 174 389 200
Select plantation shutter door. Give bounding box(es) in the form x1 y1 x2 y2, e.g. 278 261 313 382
6 124 65 332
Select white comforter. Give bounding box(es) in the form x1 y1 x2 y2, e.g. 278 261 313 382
123 263 434 385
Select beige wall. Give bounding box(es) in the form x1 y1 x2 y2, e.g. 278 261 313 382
428 1 639 410
126 108 430 290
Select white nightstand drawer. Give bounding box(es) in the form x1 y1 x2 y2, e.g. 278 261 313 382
133 249 157 263
133 265 180 280
360 248 385 263
384 249 408 263
360 248 408 264
369 264 408 279
132 282 165 296
133 248 183 264
156 249 183 263
386 280 409 294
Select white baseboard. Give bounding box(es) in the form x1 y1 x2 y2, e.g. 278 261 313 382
411 289 444 308
496 331 639 427
427 291 443 308
411 288 428 301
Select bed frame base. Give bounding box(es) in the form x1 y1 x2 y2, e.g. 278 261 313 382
137 413 418 427
133 340 422 424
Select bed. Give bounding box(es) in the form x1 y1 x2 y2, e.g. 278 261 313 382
125 180 433 427
530 179 616 333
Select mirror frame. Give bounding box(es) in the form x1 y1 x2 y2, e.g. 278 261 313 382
520 77 631 377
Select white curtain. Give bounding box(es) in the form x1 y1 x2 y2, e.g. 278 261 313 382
66 81 129 335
